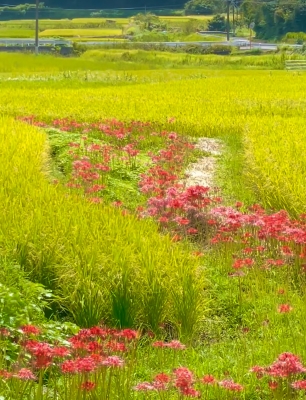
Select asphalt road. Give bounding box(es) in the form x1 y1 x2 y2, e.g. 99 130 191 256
0 37 297 52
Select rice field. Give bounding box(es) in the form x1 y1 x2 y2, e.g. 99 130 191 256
1 51 306 399
39 28 123 38
0 15 211 40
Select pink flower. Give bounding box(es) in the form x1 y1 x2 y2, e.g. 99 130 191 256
16 369 36 381
165 340 186 350
180 387 201 397
174 367 194 389
292 380 306 390
152 341 166 348
101 356 124 368
218 379 244 391
266 352 306 377
133 382 155 391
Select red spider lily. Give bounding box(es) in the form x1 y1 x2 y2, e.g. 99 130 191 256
268 380 278 390
218 379 244 391
101 356 124 367
292 380 306 390
80 381 96 391
0 370 13 379
180 387 201 397
154 373 171 383
133 382 155 391
87 341 103 353
165 340 186 350
265 353 306 378
232 258 254 269
75 356 97 373
187 228 198 235
61 360 77 374
16 368 36 381
115 328 139 341
174 367 195 390
20 325 41 336
201 374 216 384
278 304 293 313
152 341 166 348
53 347 71 358
24 340 54 368
250 366 265 379
86 184 105 193
106 341 127 352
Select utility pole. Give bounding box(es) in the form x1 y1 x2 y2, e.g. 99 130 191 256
232 1 235 37
226 0 230 42
35 0 39 55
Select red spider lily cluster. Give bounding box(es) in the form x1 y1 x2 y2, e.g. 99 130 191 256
134 367 243 398
17 115 151 138
0 324 139 399
251 353 306 394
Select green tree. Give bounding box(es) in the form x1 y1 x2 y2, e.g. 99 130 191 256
207 14 227 31
184 0 224 16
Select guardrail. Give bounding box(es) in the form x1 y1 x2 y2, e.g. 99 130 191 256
285 60 306 70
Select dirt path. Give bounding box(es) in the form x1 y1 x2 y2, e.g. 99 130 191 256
183 138 223 188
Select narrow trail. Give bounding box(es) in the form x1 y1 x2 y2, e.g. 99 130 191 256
183 138 223 188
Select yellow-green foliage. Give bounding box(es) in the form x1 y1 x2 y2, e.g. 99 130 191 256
0 116 204 336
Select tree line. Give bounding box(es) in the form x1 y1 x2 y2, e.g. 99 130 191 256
1 0 306 38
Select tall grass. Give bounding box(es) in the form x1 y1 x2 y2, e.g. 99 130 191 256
0 116 205 338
